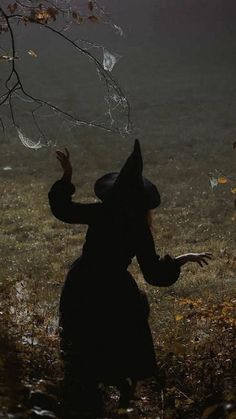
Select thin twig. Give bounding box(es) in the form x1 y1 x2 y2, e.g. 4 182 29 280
0 4 131 143
0 117 4 131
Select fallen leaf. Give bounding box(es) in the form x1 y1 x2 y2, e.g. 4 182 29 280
117 408 127 415
170 343 186 355
202 404 218 418
175 314 183 321
217 176 228 185
231 187 236 194
185 398 195 405
175 398 182 408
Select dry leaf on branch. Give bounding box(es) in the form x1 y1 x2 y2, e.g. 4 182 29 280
7 2 17 14
88 1 94 11
87 15 99 23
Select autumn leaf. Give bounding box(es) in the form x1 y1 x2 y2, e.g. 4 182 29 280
30 7 58 24
170 343 186 354
217 176 228 185
231 187 236 194
7 3 17 14
175 398 182 408
175 314 183 321
31 8 48 23
21 16 29 25
88 1 94 11
202 404 218 417
35 12 47 22
87 15 99 23
46 7 58 21
117 408 127 415
179 298 202 307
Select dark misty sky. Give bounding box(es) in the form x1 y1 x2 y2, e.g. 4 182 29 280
1 0 236 82
1 0 236 146
111 0 236 41
104 0 236 59
4 0 235 84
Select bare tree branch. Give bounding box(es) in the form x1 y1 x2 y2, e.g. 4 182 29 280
0 2 131 147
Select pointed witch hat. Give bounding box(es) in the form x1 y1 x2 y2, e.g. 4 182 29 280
94 139 161 209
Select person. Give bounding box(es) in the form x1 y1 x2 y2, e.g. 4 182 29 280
48 140 211 416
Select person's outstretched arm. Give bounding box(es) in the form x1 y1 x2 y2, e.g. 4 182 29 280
136 222 212 287
48 148 101 224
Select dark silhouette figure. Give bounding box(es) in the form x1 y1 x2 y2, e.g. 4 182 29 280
48 140 211 416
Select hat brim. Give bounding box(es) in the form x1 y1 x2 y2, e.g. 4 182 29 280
94 172 161 210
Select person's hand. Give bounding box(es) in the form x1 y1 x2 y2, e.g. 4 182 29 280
56 148 72 180
176 252 212 267
184 252 212 267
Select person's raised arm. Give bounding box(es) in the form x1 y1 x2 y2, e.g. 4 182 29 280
48 148 101 224
56 148 73 182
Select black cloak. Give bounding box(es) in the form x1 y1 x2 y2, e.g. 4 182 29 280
48 141 180 385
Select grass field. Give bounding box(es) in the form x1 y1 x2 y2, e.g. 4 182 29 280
0 133 235 418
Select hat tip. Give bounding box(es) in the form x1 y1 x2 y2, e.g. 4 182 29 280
134 138 141 152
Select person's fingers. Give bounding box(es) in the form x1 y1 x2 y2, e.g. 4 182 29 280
56 149 68 158
197 260 203 267
56 151 66 159
56 155 64 162
203 253 213 259
65 148 70 159
56 154 64 161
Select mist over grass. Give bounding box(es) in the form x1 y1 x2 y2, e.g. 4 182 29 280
0 132 235 417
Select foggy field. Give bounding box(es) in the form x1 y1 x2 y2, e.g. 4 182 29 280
0 131 235 417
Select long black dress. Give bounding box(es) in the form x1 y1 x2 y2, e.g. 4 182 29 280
48 177 180 385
